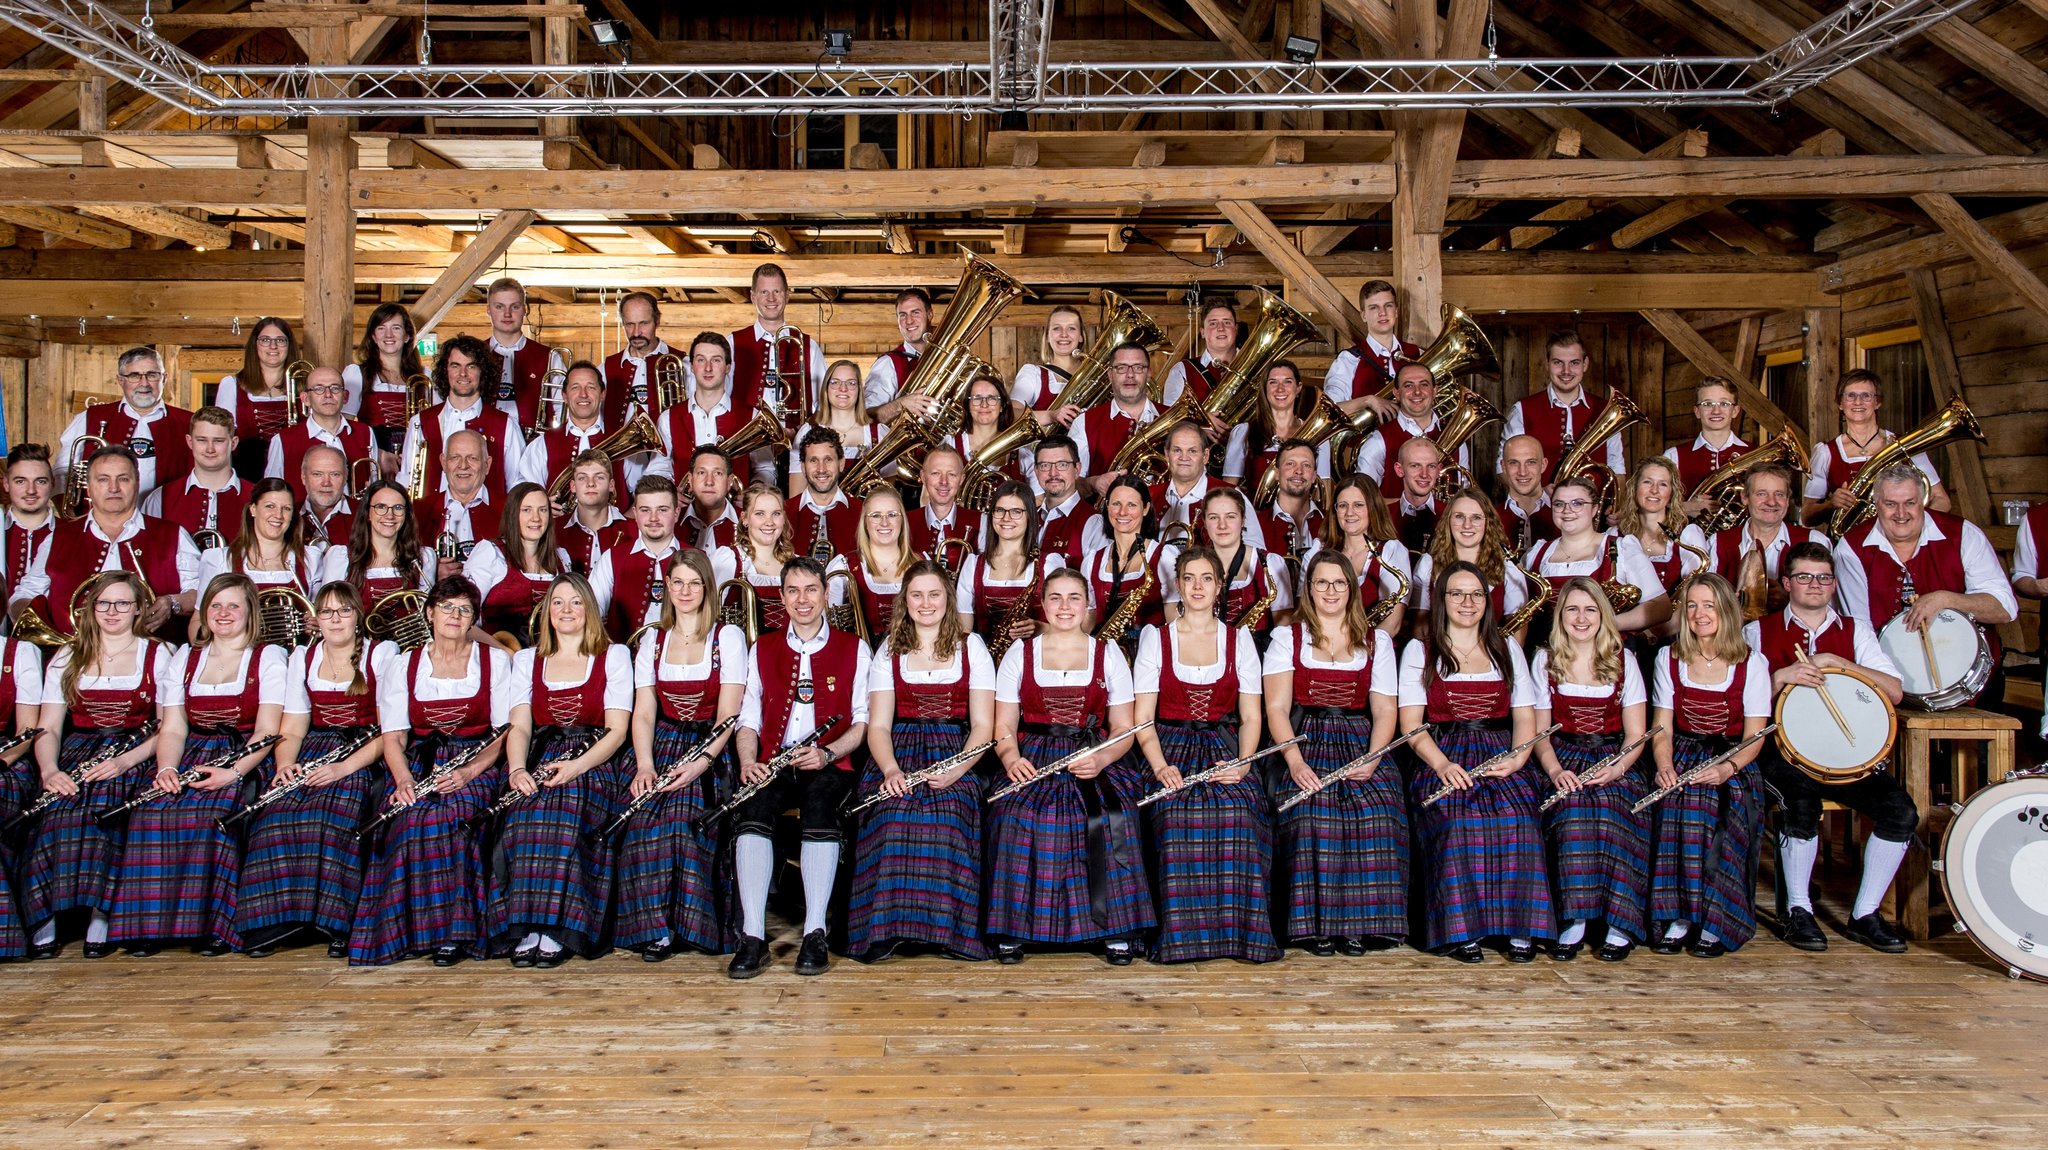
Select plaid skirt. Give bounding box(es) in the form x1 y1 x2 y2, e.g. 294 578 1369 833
1649 732 1763 950
612 717 728 955
349 733 502 965
983 727 1155 945
1406 723 1557 949
486 730 630 957
0 753 37 957
1144 722 1279 964
107 730 249 947
847 720 988 961
1539 733 1652 942
18 731 150 929
236 727 380 948
1274 709 1410 942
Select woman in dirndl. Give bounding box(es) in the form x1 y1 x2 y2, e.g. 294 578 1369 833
323 478 434 619
1132 546 1278 964
850 559 995 962
108 573 285 956
827 485 916 642
19 571 168 959
986 566 1151 965
955 479 1063 663
1176 488 1291 645
0 635 45 959
237 581 397 957
619 548 742 961
351 575 512 966
466 482 566 649
1399 560 1555 963
1529 577 1652 963
488 572 633 967
1647 572 1771 958
1264 549 1407 955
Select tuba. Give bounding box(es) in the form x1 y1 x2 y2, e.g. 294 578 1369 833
1687 427 1810 535
713 403 795 471
1055 291 1171 414
1552 390 1647 514
1827 395 1983 539
1428 387 1505 502
543 413 662 505
283 360 313 428
1333 303 1500 468
11 606 70 649
537 367 569 433
825 568 870 643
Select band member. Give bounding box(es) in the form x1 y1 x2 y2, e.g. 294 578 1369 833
831 487 915 640
353 576 512 966
2011 501 2048 640
988 566 1150 964
144 407 249 554
1178 489 1291 636
1495 434 1556 554
1322 279 1421 420
851 560 995 961
1389 436 1444 555
1311 475 1412 635
1224 361 1329 497
1528 476 1672 638
555 450 631 575
1031 435 1089 564
1078 476 1177 641
620 549 742 960
237 582 396 957
1264 550 1407 954
414 430 502 576
1072 342 1159 497
729 262 826 418
11 446 199 640
907 445 981 562
947 373 1027 502
1803 369 1951 525
656 331 774 486
1832 462 2016 696
0 627 44 958
60 346 193 502
680 447 740 552
1356 363 1468 497
480 277 566 428
522 360 649 506
491 574 633 966
589 476 685 641
603 291 676 426
1530 578 1651 962
1666 379 1749 515
1745 542 1911 954
863 288 934 424
1707 463 1822 589
322 480 433 614
1134 546 1278 963
344 303 425 457
21 571 170 958
109 574 284 955
3 445 57 606
1612 456 1708 606
397 334 525 510
298 444 356 552
1015 304 1086 427
216 317 300 478
1400 561 1553 962
722 482 795 635
791 359 885 486
268 367 376 502
1150 421 1235 546
728 557 872 978
786 429 860 562
1413 489 1534 638
193 479 314 608
1498 330 1627 484
1648 573 1771 956
956 480 1063 654
1161 299 1237 407
465 483 566 648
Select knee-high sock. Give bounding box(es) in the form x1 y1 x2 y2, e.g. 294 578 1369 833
1854 835 1910 919
800 841 839 935
736 833 774 939
32 919 55 947
85 911 109 945
1558 919 1587 946
1780 833 1820 913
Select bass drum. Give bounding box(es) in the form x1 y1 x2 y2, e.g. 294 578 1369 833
1879 608 1992 711
1936 773 2048 982
1773 665 1898 783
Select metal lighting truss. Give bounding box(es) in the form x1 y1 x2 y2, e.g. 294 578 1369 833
0 0 1984 117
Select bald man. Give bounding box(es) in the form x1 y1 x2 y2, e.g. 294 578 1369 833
1391 435 1444 555
1496 433 1556 553
416 428 502 576
268 365 377 503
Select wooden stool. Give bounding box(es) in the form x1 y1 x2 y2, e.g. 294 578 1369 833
1893 707 2021 939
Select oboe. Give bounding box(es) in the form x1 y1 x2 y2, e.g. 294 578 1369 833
358 725 509 840
1631 724 1778 814
1273 725 1430 814
1135 735 1303 808
1536 726 1662 812
986 721 1153 802
0 727 44 762
99 734 282 825
218 730 381 830
4 722 157 831
1419 723 1564 808
696 717 842 829
465 731 598 826
847 739 996 815
591 715 737 841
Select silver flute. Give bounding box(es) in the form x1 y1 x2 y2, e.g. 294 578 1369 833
1135 736 1304 808
1536 726 1662 812
987 721 1153 802
1631 724 1778 814
847 739 997 815
1419 724 1564 808
1273 725 1430 814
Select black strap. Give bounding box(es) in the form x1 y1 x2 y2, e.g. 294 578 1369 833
1079 774 1134 929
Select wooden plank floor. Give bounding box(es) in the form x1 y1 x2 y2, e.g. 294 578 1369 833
1 920 2044 1149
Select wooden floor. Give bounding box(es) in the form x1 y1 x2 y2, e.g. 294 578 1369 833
2 916 2044 1149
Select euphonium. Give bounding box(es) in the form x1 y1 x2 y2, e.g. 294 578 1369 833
1688 427 1810 535
1501 556 1555 635
1427 387 1505 502
1252 392 1344 505
10 606 69 649
283 359 313 428
1552 390 1647 511
960 417 1048 511
1055 291 1170 414
542 413 662 504
1827 394 1983 539
1333 303 1500 458
717 578 762 645
537 367 569 432
713 402 795 470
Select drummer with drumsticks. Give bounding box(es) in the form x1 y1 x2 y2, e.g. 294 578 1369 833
1742 541 1910 954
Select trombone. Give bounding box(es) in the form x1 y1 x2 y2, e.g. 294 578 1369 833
537 367 569 433
649 353 687 412
283 360 313 428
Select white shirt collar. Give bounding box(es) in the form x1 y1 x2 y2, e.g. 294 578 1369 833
1508 490 1550 514
5 509 50 531
801 489 849 511
630 534 679 558
1691 431 1748 451
691 390 734 417
1546 386 1592 410
1111 399 1158 422
623 340 670 365
1365 334 1401 357
119 399 165 423
441 394 486 419
1783 605 1846 638
1166 475 1208 501
783 623 830 654
445 489 488 511
87 510 146 543
924 504 959 528
567 507 625 531
1857 512 1943 552
565 415 606 438
1395 410 1439 436
489 334 528 355
1742 520 1792 552
1042 491 1082 519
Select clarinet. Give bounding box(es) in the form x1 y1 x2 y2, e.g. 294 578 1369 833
1631 724 1778 814
218 730 381 830
591 715 738 841
4 722 158 831
986 721 1153 802
357 725 510 840
464 730 599 826
847 739 996 815
1135 736 1303 808
98 734 282 825
696 717 842 829
1273 725 1431 814
1418 723 1564 808
1536 726 1662 812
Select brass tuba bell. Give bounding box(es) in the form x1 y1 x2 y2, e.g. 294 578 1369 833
1687 426 1810 536
1552 390 1648 514
1053 291 1171 415
1827 395 1983 539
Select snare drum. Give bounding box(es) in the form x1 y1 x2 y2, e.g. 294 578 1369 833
1773 665 1898 783
1935 772 2048 982
1878 608 1992 711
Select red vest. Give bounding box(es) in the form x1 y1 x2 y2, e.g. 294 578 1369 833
1673 439 1746 495
1175 358 1221 404
1530 535 1620 604
1217 548 1277 628
491 339 556 427
182 645 265 734
841 561 900 637
1848 510 1970 628
599 542 676 638
907 506 982 560
1348 338 1425 390
359 367 411 430
274 420 375 504
0 636 23 719
753 628 862 769
1290 632 1377 710
37 516 187 638
3 515 54 605
1078 403 1147 476
404 645 495 737
301 501 356 551
1512 391 1602 485
602 349 680 427
415 402 514 504
1257 502 1325 557
786 496 859 562
1710 523 1821 583
725 572 788 636
556 515 631 576
227 384 291 440
1753 611 1858 676
1037 504 1087 565
414 494 501 555
529 651 613 729
84 402 193 491
1017 638 1108 729
1369 420 1437 498
534 424 633 505
892 646 971 722
1668 649 1748 738
681 506 739 552
653 631 723 724
481 564 551 638
155 478 250 550
1823 434 1891 490
880 346 920 397
304 642 381 730
2026 504 2048 578
1546 668 1622 737
969 554 1045 638
1155 624 1241 723
1086 544 1165 633
1498 501 1557 554
1423 664 1512 724
658 402 751 476
1017 363 1071 411
67 639 161 730
730 326 820 418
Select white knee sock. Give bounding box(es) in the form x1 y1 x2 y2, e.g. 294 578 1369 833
1700 927 1720 945
1664 920 1690 941
736 834 774 939
800 841 839 935
31 920 55 947
537 933 562 955
1780 834 1820 912
1854 836 1910 920
86 912 109 945
1605 925 1632 947
518 931 540 952
1558 920 1587 946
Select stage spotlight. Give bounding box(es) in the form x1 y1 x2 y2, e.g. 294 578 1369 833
1284 36 1320 65
825 29 854 57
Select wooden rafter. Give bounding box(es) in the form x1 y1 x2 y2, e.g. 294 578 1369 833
407 209 538 334
1639 308 1805 444
1217 200 1371 345
1903 268 1993 525
1911 193 2048 327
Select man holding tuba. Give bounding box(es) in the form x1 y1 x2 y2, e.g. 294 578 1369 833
10 445 199 640
59 346 194 507
602 291 678 427
1498 330 1627 487
863 288 934 426
1355 362 1470 500
521 360 654 508
1071 342 1162 500
1664 378 1750 518
654 333 777 488
728 262 825 422
1320 280 1421 424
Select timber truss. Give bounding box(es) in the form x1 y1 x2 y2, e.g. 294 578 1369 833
0 0 1988 117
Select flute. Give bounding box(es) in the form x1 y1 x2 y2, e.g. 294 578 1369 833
1631 724 1778 814
4 722 159 830
846 739 997 815
1273 725 1429 814
357 725 510 840
986 721 1153 802
1536 726 1662 812
218 730 381 830
696 717 842 829
99 734 282 825
1419 724 1564 808
465 731 598 827
1135 736 1303 808
591 715 738 841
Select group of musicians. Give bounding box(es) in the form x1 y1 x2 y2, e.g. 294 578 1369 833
0 267 2033 973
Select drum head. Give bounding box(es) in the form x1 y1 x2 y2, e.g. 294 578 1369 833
1940 775 2048 982
1881 608 1988 705
1774 668 1897 781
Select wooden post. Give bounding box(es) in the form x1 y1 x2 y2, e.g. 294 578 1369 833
1803 306 1841 447
1631 325 1666 463
302 18 354 370
1903 268 1994 527
539 9 575 141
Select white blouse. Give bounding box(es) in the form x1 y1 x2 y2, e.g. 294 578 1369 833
634 623 749 689
376 644 515 734
1396 638 1539 710
868 634 997 693
42 643 177 696
464 540 573 603
161 645 289 708
953 552 1066 615
508 645 635 715
1527 648 1648 711
319 545 436 594
5 642 45 709
1649 648 1774 718
1131 623 1263 693
196 546 318 594
284 640 403 715
994 639 1135 706
1526 533 1664 602
1261 624 1399 697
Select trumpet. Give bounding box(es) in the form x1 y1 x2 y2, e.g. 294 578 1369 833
1827 394 1982 538
358 725 510 840
987 721 1153 802
1419 724 1563 807
697 717 842 828
218 729 381 830
436 531 464 562
98 734 282 826
537 367 569 433
346 456 378 500
807 505 834 561
283 360 313 428
60 432 105 519
1136 736 1303 807
1687 427 1809 535
3 721 158 830
932 535 976 576
847 739 997 814
1632 724 1778 813
1274 726 1432 814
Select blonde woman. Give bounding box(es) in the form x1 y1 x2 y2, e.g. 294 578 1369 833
1311 474 1412 634
1014 304 1086 427
788 359 885 495
828 485 915 641
721 482 797 634
1611 456 1708 601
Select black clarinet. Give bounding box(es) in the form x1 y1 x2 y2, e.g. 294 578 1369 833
591 715 738 842
357 725 510 840
696 718 841 829
98 734 282 825
4 722 158 831
464 729 599 827
218 729 381 831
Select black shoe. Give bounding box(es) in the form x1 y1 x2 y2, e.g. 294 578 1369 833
125 944 160 958
1688 936 1728 958
1841 912 1908 954
727 934 768 979
430 945 464 967
995 941 1023 965
1779 906 1828 952
794 929 831 976
326 940 348 960
1103 941 1136 966
30 941 60 961
1446 942 1484 964
533 948 569 969
641 938 676 963
1337 937 1367 957
1597 940 1634 963
1650 929 1688 955
243 943 277 959
196 937 233 957
510 948 537 968
1308 937 1336 957
1549 941 1583 962
82 942 112 960
1505 941 1537 964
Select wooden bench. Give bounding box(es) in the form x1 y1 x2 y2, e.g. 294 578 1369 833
1891 706 2022 939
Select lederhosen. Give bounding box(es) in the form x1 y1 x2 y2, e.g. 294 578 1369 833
1753 613 1916 843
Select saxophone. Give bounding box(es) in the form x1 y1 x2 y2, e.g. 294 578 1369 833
1500 556 1555 634
1232 577 1279 631
985 550 1042 667
1093 556 1155 646
1362 560 1411 632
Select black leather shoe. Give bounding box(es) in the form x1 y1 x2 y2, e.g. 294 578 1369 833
1446 942 1484 964
1841 912 1908 954
196 937 233 957
641 938 676 963
31 941 60 961
327 939 349 959
1103 941 1136 966
510 948 537 968
727 934 768 979
794 929 831 976
125 944 160 958
1780 906 1828 952
533 948 570 969
1597 940 1634 963
1505 941 1537 964
1688 937 1728 958
1337 937 1367 957
1650 928 1688 955
243 943 277 959
1549 941 1583 962
430 945 464 967
995 941 1023 965
1308 936 1337 957
82 941 112 959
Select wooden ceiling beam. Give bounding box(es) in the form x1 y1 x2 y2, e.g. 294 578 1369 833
1183 0 1286 94
0 205 131 249
1823 200 2048 296
1640 307 1804 443
1904 267 1993 524
407 208 537 333
1220 199 1371 345
1911 192 2048 327
1918 11 2048 121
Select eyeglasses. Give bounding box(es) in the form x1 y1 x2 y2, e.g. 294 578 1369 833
306 385 346 397
1310 579 1351 593
1037 459 1076 471
991 507 1028 519
1695 400 1736 411
119 371 165 384
368 503 408 517
94 599 139 613
1553 499 1593 512
1841 391 1879 403
1442 589 1487 603
1108 365 1149 376
432 603 476 618
1786 572 1837 586
968 394 1005 405
255 336 291 348
316 608 356 621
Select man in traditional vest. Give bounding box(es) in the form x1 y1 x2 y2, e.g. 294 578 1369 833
602 290 677 427
907 445 982 562
1161 299 1239 407
1498 329 1626 485
10 445 198 638
656 332 774 487
1 444 56 608
481 277 566 427
142 406 248 554
59 346 192 503
1356 362 1467 499
1708 463 1822 584
589 475 685 641
1495 433 1555 553
1390 435 1445 555
1666 378 1750 517
1071 342 1159 498
398 333 526 508
786 428 860 564
864 288 933 425
522 359 648 507
417 429 501 580
728 262 825 421
267 366 375 503
1256 440 1321 557
679 446 741 552
1031 434 1088 565
1322 279 1420 424
1149 421 1244 547
556 449 632 576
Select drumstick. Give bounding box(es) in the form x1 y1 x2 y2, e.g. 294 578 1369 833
1917 619 1941 689
1793 647 1855 746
